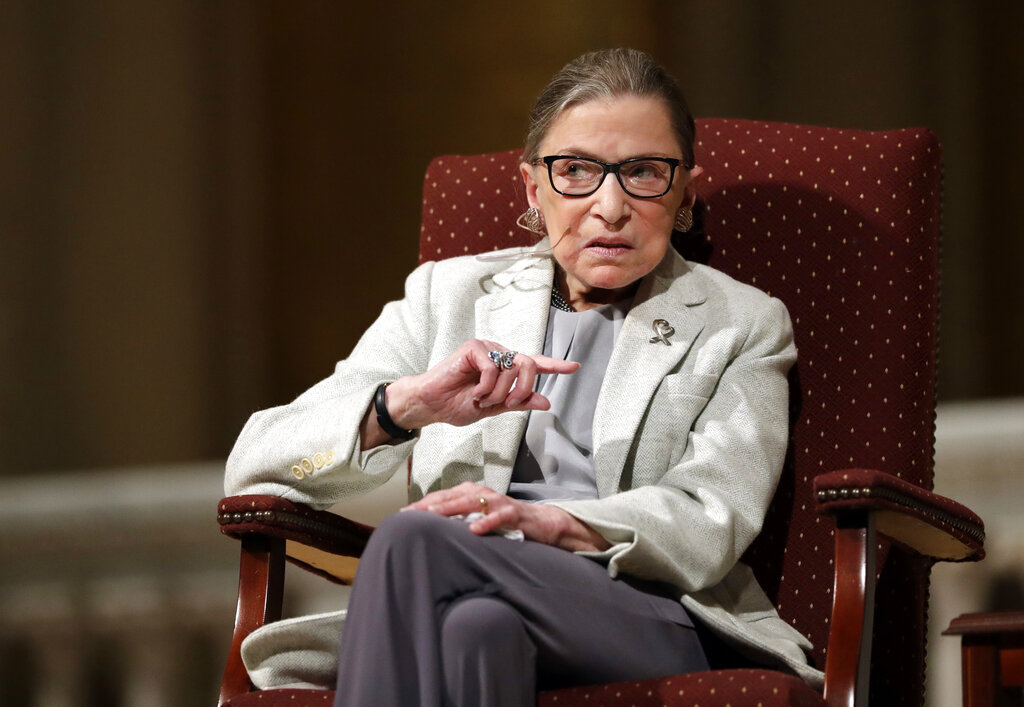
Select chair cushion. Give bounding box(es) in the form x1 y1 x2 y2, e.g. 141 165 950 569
223 670 823 706
240 609 346 690
537 668 825 706
222 689 335 706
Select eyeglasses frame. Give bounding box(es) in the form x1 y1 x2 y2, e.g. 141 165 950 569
533 155 687 199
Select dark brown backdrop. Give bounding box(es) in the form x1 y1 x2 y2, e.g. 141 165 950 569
2 0 1021 472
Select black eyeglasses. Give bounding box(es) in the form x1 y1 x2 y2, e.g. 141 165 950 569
534 155 684 198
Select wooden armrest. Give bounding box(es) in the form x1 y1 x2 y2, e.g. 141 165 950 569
817 471 985 707
218 494 374 558
216 496 375 704
219 534 285 704
814 468 985 561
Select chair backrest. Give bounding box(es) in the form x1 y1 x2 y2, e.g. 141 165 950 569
419 118 942 706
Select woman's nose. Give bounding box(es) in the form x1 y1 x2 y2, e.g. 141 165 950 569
590 174 631 224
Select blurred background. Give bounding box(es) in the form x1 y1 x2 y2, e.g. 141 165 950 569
1 1 1021 705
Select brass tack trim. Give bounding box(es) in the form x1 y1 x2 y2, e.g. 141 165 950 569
816 485 984 543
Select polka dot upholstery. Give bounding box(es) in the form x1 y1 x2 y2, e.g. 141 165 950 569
419 149 531 262
223 688 334 705
420 119 943 707
538 669 823 707
218 120 945 706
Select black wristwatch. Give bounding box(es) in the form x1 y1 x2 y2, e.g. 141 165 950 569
374 382 416 440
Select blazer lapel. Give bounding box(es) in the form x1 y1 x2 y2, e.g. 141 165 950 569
473 246 554 493
593 252 707 497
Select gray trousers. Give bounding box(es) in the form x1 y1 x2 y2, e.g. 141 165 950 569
333 510 709 707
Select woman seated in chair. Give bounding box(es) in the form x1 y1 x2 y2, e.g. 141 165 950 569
226 48 823 705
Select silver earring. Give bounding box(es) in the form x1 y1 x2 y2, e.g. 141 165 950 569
674 207 693 232
516 206 547 236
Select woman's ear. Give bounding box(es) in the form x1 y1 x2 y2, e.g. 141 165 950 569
520 162 541 208
680 165 704 210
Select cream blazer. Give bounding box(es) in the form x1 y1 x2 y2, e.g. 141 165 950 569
226 240 824 687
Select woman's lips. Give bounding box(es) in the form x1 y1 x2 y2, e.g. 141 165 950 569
584 241 633 257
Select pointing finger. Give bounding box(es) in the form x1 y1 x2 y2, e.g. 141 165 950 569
530 355 580 374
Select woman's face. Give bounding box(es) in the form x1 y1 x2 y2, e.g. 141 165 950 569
521 95 702 308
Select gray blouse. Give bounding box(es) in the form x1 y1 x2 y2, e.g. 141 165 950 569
507 298 632 502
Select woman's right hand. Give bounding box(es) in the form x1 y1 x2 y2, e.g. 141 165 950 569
382 339 579 431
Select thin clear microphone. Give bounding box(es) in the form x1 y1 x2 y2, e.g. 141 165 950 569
473 227 568 262
473 249 550 263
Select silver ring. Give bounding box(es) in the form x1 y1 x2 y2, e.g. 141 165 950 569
488 351 503 370
501 351 516 369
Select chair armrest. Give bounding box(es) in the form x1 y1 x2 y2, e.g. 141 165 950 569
814 468 985 561
216 495 374 704
218 494 374 558
816 470 985 706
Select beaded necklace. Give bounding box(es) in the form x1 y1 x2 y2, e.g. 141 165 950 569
550 287 574 312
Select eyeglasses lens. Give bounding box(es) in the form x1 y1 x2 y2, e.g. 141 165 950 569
549 157 673 197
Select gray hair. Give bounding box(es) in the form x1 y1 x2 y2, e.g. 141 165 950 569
522 48 696 168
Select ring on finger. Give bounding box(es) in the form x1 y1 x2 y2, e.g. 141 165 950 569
487 351 503 370
478 496 489 514
501 351 516 369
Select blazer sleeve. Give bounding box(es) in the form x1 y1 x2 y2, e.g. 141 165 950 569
223 261 437 509
548 296 796 594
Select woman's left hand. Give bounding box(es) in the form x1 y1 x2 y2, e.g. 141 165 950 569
403 481 610 553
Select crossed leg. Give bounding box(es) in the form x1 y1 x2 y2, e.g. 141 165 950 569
333 510 708 707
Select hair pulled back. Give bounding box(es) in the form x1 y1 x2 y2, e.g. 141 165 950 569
523 48 696 169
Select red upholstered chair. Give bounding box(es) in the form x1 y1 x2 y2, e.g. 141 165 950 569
217 119 985 707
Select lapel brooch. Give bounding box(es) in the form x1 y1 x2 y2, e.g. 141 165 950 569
649 319 675 346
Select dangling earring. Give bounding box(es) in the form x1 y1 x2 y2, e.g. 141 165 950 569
674 207 693 232
516 206 547 236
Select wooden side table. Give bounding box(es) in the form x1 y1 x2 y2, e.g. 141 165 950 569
944 611 1024 706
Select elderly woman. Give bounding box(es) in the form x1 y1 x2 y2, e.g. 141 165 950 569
226 48 822 706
